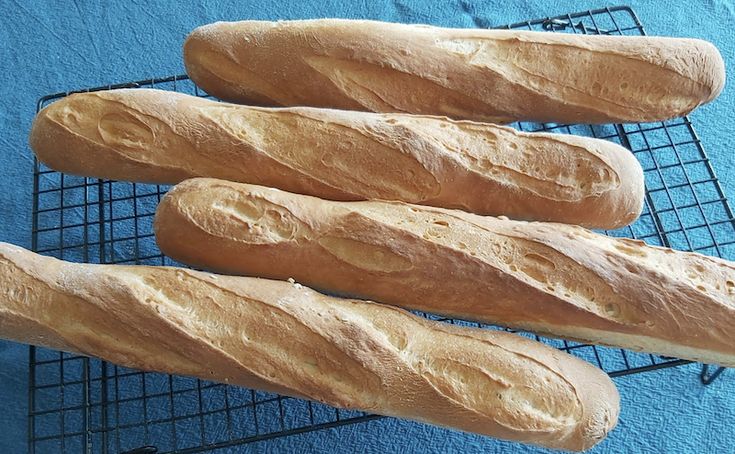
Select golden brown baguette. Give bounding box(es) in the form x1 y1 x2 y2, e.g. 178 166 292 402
184 19 725 124
29 89 644 229
0 242 619 451
155 178 735 367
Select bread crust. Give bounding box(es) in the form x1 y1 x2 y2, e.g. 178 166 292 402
30 89 643 228
0 242 618 451
155 178 735 367
184 19 725 123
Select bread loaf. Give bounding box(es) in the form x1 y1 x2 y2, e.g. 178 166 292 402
155 178 735 367
184 19 725 124
0 242 619 451
29 89 644 228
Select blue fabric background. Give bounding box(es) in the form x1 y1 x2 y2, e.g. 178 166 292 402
2 1 734 452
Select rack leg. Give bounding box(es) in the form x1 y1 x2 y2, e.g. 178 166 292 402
700 365 727 385
120 447 158 454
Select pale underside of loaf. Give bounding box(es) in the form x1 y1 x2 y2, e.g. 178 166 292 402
183 19 725 124
29 89 644 228
154 179 735 368
517 322 735 368
0 242 618 451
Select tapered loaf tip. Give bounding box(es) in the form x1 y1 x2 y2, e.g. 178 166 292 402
698 39 726 104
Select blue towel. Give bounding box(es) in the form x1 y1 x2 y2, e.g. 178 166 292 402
1 1 734 452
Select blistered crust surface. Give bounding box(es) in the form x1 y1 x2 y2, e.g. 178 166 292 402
156 179 735 365
0 242 618 450
184 20 725 123
31 89 643 228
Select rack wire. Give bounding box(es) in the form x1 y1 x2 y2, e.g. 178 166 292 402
27 5 733 453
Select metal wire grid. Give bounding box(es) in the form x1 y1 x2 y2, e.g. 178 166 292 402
26 5 733 453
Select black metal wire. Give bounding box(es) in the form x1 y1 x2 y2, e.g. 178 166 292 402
26 5 733 453
701 365 728 385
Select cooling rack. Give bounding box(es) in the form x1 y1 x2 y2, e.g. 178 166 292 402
27 5 733 453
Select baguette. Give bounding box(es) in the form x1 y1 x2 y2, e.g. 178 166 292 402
29 89 643 228
183 19 725 124
155 178 735 367
0 242 619 451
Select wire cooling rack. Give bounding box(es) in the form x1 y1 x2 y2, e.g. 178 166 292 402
27 5 734 454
